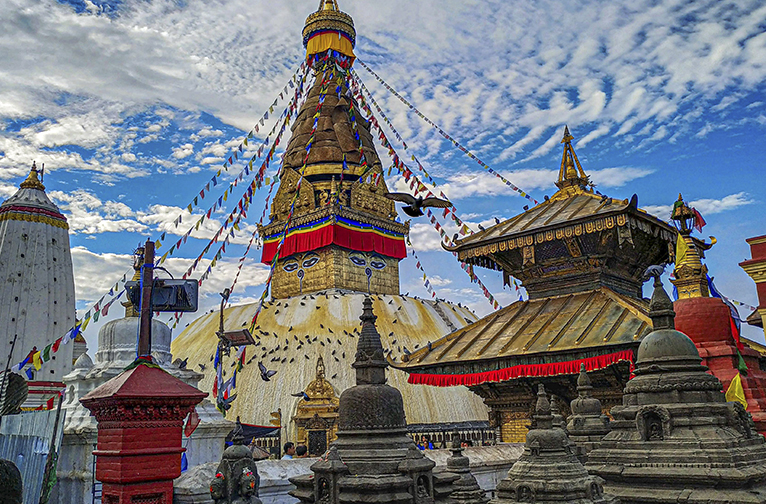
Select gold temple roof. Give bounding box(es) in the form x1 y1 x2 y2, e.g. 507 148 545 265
399 287 651 371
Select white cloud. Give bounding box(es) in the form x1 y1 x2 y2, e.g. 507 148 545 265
50 189 148 234
643 192 754 220
172 143 195 159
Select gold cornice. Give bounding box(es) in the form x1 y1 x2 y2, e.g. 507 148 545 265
260 204 408 237
0 210 68 230
302 163 366 178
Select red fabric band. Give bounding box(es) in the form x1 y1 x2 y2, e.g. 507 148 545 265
406 349 635 387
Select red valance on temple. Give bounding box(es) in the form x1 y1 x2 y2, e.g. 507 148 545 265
406 349 635 387
261 216 406 264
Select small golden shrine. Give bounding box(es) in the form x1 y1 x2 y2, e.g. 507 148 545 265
669 194 714 299
292 356 340 456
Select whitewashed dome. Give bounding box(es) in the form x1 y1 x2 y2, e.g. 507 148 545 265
171 290 489 437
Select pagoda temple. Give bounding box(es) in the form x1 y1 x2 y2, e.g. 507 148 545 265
171 0 489 438
398 128 680 442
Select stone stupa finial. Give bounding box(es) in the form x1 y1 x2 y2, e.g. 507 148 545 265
352 296 387 385
534 384 553 430
648 274 676 331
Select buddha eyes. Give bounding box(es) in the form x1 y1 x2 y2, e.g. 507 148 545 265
283 261 299 272
349 255 366 266
370 259 386 270
302 255 319 268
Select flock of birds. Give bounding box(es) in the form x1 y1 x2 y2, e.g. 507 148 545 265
186 290 478 394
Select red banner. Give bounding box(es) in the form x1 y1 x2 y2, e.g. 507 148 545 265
406 349 635 387
261 223 406 264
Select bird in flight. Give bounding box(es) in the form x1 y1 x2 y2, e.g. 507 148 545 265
384 193 451 217
258 362 277 382
291 391 310 401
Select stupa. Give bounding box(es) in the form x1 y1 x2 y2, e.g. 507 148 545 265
289 297 457 504
0 163 79 383
566 364 610 462
492 384 616 504
670 195 766 435
171 0 488 437
586 275 766 503
445 434 490 504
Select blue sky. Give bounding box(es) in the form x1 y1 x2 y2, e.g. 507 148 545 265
1 0 765 352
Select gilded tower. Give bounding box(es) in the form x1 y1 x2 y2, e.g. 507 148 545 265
259 0 408 299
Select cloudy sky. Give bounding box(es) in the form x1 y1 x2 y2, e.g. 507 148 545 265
2 0 765 352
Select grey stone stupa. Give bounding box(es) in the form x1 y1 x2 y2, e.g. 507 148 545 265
566 364 610 463
444 433 489 504
492 384 616 504
289 296 457 504
586 275 766 503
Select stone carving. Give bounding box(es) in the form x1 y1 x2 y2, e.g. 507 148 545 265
586 276 766 503
442 432 489 504
566 364 610 462
210 419 262 504
492 384 616 503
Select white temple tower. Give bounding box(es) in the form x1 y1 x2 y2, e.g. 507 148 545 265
0 163 76 381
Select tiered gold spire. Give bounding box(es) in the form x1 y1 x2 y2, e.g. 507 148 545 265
551 126 591 200
19 161 45 191
670 194 712 299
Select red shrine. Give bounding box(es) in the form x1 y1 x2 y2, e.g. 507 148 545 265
81 361 206 504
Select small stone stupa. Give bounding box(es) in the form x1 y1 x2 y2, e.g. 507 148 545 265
586 275 766 503
566 364 610 462
492 384 616 504
289 297 455 504
444 433 489 504
210 418 261 504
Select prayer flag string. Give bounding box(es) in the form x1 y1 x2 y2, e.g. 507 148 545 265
356 60 538 205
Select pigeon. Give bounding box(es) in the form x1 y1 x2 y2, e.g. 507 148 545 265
300 302 305 306
642 263 667 281
342 352 345 358
289 326 293 331
289 357 295 363
332 349 336 355
388 299 393 304
392 319 397 324
320 341 325 346
291 391 310 401
217 394 237 412
494 217 501 225
397 306 402 311
392 339 397 345
275 310 280 314
320 324 325 329
388 332 394 337
177 357 188 370
281 358 286 364
403 346 411 355
384 192 451 217
427 341 433 351
334 356 339 362
198 363 206 371
210 354 215 362
478 224 485 231
328 328 333 333
331 373 338 379
315 306 320 310
258 362 277 382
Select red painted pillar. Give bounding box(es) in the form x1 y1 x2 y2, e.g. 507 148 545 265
675 296 766 435
80 361 206 504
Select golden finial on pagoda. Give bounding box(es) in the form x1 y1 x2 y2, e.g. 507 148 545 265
19 161 45 191
320 0 338 10
552 126 590 199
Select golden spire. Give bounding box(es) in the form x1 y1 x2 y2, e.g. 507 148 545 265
19 161 45 191
320 0 338 10
552 126 590 199
303 0 355 60
670 195 711 299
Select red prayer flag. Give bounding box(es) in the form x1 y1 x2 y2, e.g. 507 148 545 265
46 396 55 410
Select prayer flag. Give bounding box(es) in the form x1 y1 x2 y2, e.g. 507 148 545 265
726 372 748 409
32 351 42 370
675 233 689 265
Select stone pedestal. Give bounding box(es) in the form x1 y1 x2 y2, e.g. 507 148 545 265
80 361 206 504
674 296 766 435
566 364 610 463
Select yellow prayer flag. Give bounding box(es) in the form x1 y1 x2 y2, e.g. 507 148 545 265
726 372 748 409
675 233 689 265
32 351 42 370
224 191 228 201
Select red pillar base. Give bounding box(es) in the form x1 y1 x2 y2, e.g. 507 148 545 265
675 297 766 435
81 361 206 504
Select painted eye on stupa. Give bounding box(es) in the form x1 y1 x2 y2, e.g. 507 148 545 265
369 255 386 270
283 258 300 272
302 253 320 269
349 254 366 267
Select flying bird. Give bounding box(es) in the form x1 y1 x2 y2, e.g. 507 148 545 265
384 192 451 217
218 394 237 412
331 373 338 379
642 263 667 281
177 357 188 370
291 391 310 401
198 363 206 371
258 362 277 382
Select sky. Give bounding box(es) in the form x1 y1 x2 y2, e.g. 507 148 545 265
1 0 765 354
